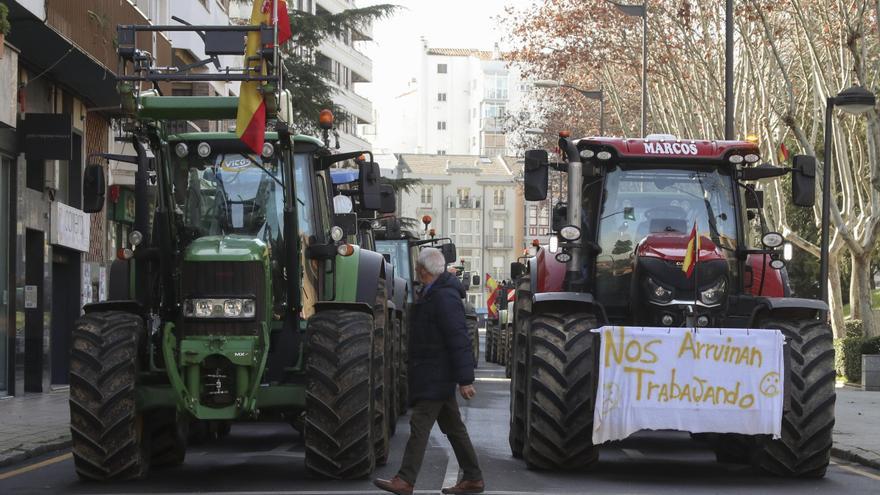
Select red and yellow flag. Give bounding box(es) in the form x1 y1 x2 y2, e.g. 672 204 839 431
236 0 292 154
682 222 700 278
777 142 790 163
486 274 499 318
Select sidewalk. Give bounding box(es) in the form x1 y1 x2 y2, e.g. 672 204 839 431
0 386 878 470
832 385 880 470
0 389 71 468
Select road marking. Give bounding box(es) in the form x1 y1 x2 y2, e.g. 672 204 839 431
474 377 510 383
96 491 569 495
832 461 880 481
442 447 461 489
622 448 646 459
0 452 72 480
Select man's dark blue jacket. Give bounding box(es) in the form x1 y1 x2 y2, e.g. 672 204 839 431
408 271 475 403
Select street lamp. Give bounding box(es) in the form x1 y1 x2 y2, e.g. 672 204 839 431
819 86 876 306
607 1 648 137
533 80 605 135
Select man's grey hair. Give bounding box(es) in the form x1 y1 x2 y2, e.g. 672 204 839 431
417 247 447 276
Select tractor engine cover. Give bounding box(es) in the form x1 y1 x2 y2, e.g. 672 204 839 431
633 232 729 326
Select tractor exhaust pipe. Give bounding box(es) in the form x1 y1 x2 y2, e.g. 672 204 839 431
559 136 584 291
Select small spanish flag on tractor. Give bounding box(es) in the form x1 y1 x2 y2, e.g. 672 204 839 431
236 0 292 154
486 274 499 318
682 221 700 278
777 142 790 163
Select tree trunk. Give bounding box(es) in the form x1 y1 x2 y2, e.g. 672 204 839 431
851 253 878 337
829 254 845 338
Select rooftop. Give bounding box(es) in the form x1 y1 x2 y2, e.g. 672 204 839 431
397 154 518 177
426 48 495 60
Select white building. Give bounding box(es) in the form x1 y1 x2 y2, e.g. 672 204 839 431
396 154 524 310
387 42 525 157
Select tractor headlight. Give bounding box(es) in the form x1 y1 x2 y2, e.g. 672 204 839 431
197 142 212 158
559 225 581 241
184 298 256 319
700 278 727 306
261 142 275 158
646 277 674 304
174 142 189 158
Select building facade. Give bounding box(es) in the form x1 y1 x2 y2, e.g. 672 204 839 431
388 42 524 157
0 0 231 397
395 154 524 310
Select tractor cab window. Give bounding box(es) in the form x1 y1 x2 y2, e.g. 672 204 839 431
173 152 285 247
595 165 739 311
293 153 317 238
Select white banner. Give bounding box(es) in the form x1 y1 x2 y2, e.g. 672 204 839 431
592 326 784 444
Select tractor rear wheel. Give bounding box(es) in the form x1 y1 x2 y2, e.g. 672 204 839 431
752 319 835 478
508 291 530 458
397 312 409 415
372 281 391 467
70 311 150 481
466 317 479 368
386 312 399 437
305 310 375 479
504 324 513 377
523 312 599 470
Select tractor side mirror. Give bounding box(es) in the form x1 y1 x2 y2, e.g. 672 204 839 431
358 161 382 210
791 155 816 207
472 274 480 287
510 261 526 280
83 163 106 213
379 184 396 214
461 273 471 290
439 243 457 264
524 149 549 201
552 202 568 232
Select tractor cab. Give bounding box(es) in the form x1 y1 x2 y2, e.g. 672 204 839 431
524 134 814 327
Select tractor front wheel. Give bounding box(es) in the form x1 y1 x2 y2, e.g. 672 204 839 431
70 311 150 481
508 292 530 458
523 312 599 470
305 310 376 479
752 318 835 478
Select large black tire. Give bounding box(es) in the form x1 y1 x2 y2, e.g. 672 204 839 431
386 312 399 437
508 283 531 458
487 323 497 363
752 319 835 478
69 311 150 481
397 312 409 416
523 312 599 470
372 281 390 467
305 310 375 479
504 324 513 375
466 317 479 368
149 410 187 468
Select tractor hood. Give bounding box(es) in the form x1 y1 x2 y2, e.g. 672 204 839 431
636 232 724 263
184 235 269 262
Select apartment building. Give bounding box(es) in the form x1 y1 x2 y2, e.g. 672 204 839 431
389 41 525 157
395 154 524 310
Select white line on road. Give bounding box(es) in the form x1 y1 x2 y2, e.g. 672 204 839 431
474 377 510 383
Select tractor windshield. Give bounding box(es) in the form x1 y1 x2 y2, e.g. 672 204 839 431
594 165 739 306
173 153 285 246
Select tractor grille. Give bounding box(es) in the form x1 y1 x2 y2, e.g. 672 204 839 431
181 261 264 336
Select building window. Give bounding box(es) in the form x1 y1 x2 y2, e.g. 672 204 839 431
437 63 447 73
493 189 504 207
437 150 446 155
493 220 504 243
529 206 538 225
438 93 447 102
420 187 432 205
539 206 550 226
437 121 447 130
483 103 506 119
485 73 509 99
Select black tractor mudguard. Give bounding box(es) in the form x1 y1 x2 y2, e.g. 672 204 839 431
749 297 828 326
355 248 387 306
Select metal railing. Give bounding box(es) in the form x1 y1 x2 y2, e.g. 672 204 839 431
446 196 482 209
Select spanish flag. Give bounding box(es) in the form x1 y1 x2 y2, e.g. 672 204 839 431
682 221 700 278
777 142 790 163
236 1 292 154
486 274 499 318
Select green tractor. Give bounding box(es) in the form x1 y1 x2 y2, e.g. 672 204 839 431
71 22 395 481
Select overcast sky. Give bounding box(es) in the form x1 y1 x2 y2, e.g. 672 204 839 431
358 0 531 152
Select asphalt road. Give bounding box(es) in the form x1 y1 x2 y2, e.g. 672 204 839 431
2 330 879 494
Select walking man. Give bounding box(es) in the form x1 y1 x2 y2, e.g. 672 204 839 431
374 248 484 495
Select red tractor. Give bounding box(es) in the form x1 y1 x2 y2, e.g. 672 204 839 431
508 134 833 478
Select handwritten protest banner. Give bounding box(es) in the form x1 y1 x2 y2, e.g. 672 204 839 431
592 326 784 444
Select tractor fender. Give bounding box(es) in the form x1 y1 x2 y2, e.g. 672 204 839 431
531 292 608 324
529 247 566 295
749 297 828 325
314 301 374 315
83 300 145 316
332 246 387 306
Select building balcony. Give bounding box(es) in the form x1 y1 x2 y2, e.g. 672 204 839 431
45 0 172 74
331 86 373 125
447 196 482 209
480 117 505 132
317 38 372 84
485 235 513 249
